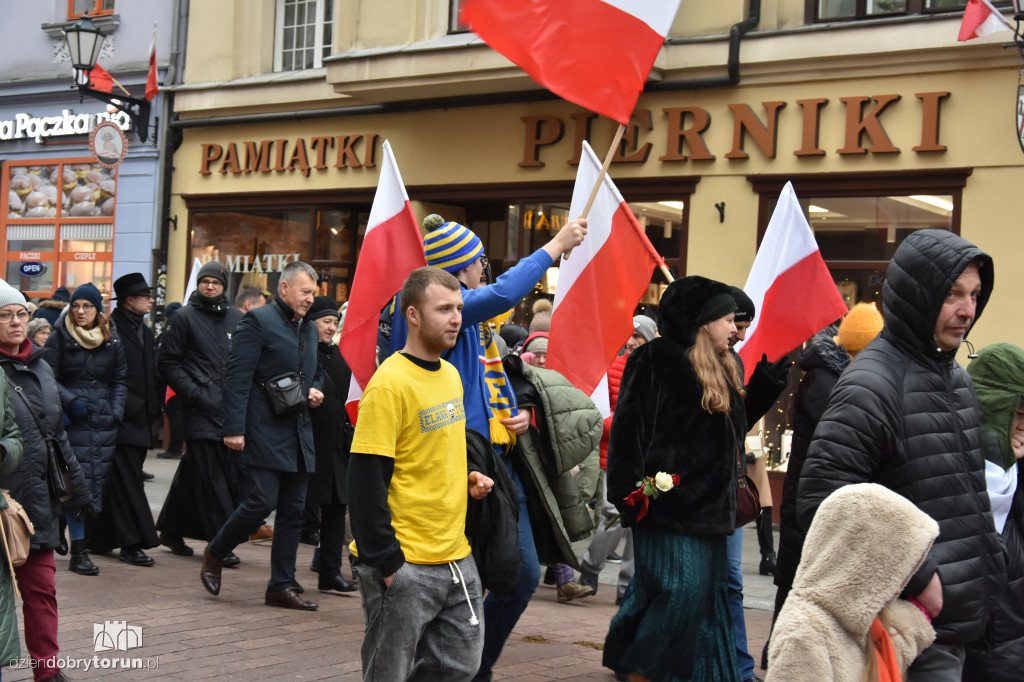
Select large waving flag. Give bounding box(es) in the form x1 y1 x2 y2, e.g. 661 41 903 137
735 182 848 382
462 0 682 125
548 141 662 412
339 140 425 416
958 0 1015 41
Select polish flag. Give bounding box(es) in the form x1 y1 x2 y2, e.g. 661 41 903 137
339 140 425 420
734 182 849 383
462 0 682 125
958 0 1014 41
548 141 663 414
90 63 115 93
145 24 158 101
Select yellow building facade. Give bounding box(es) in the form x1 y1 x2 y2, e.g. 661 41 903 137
169 0 1024 355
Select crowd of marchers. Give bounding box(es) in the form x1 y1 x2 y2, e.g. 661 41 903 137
0 223 1020 682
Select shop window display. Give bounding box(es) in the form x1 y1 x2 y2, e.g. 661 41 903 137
2 158 116 298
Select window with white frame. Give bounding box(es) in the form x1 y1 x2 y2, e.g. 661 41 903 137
275 0 333 71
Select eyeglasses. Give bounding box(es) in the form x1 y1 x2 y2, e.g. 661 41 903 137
70 303 95 312
198 278 223 287
479 255 490 269
0 310 29 323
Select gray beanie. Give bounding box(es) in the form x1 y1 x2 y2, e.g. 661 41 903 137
27 318 51 339
633 316 657 343
0 279 28 311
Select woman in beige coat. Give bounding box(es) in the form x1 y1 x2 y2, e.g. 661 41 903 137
767 483 938 682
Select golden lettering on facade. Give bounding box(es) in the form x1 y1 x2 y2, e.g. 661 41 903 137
198 136 379 176
520 92 949 167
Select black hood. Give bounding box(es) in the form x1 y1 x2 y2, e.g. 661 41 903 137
881 229 993 359
798 326 849 376
658 275 735 349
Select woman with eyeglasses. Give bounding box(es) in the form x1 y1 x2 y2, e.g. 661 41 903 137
44 283 127 576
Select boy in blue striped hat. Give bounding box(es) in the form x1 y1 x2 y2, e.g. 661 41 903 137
378 213 587 680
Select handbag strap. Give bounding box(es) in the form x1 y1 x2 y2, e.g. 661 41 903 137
4 372 54 439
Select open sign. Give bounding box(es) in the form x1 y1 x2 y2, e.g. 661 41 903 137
19 261 46 277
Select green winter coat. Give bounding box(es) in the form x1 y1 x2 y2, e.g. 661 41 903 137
0 372 26 668
968 343 1024 470
506 356 602 569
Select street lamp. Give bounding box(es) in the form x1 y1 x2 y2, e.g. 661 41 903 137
63 14 152 142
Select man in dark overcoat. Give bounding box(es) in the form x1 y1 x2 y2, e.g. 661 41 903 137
201 261 323 611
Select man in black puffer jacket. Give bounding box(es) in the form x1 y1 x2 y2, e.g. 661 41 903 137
797 229 1005 681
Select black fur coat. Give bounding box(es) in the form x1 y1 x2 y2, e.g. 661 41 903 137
606 279 743 536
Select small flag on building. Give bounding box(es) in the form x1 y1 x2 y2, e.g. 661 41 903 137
958 0 1015 41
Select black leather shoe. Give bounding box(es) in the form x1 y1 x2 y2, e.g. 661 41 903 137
69 539 99 576
289 578 304 594
200 545 223 596
318 573 357 594
222 553 240 569
141 470 155 481
265 587 317 611
160 533 194 557
119 548 155 567
157 449 182 460
300 530 320 546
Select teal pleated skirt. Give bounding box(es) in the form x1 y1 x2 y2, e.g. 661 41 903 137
603 528 738 681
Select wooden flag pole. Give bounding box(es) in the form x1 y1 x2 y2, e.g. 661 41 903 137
564 123 674 283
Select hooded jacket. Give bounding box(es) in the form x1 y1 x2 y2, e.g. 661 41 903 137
607 276 743 535
963 343 1024 680
775 326 849 594
504 355 601 568
767 483 938 682
797 229 1005 645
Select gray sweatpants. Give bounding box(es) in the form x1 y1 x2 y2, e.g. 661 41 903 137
353 556 484 682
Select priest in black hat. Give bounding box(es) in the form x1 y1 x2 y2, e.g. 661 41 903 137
89 273 161 566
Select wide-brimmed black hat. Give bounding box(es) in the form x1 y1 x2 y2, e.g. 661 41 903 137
113 272 151 300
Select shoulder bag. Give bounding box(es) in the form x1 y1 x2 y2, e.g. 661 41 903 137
729 414 761 528
256 372 306 415
0 489 35 572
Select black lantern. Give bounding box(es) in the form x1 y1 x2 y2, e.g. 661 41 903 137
63 15 152 142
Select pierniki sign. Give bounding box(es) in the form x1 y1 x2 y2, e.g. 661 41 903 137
0 109 132 144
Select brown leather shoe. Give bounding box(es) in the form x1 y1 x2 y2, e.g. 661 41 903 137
200 544 223 596
264 587 318 611
249 525 274 542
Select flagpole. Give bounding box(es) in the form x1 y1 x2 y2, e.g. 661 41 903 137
563 122 674 282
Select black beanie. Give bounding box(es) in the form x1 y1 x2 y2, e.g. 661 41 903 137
197 262 229 287
729 286 755 323
307 296 340 321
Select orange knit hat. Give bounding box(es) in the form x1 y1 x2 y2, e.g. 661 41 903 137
835 302 884 356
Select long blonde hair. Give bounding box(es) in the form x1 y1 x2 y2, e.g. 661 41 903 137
688 327 745 414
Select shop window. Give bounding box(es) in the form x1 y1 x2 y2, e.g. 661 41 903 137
2 158 117 299
275 0 334 71
809 0 1007 22
69 0 115 20
749 170 968 463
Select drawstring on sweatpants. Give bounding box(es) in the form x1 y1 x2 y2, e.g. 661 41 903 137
448 561 479 626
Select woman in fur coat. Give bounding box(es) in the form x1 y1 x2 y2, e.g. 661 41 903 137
603 275 746 682
767 483 938 681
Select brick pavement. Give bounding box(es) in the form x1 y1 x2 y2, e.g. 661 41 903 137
6 454 774 681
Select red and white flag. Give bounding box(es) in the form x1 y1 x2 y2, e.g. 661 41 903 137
338 140 425 418
145 23 158 101
461 0 682 125
90 63 115 93
958 0 1014 41
548 141 662 414
734 182 848 383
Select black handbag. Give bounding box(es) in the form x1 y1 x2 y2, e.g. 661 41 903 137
258 371 306 415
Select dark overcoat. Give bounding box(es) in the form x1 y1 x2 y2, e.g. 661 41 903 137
308 341 351 505
221 298 321 472
110 307 161 447
157 291 242 441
